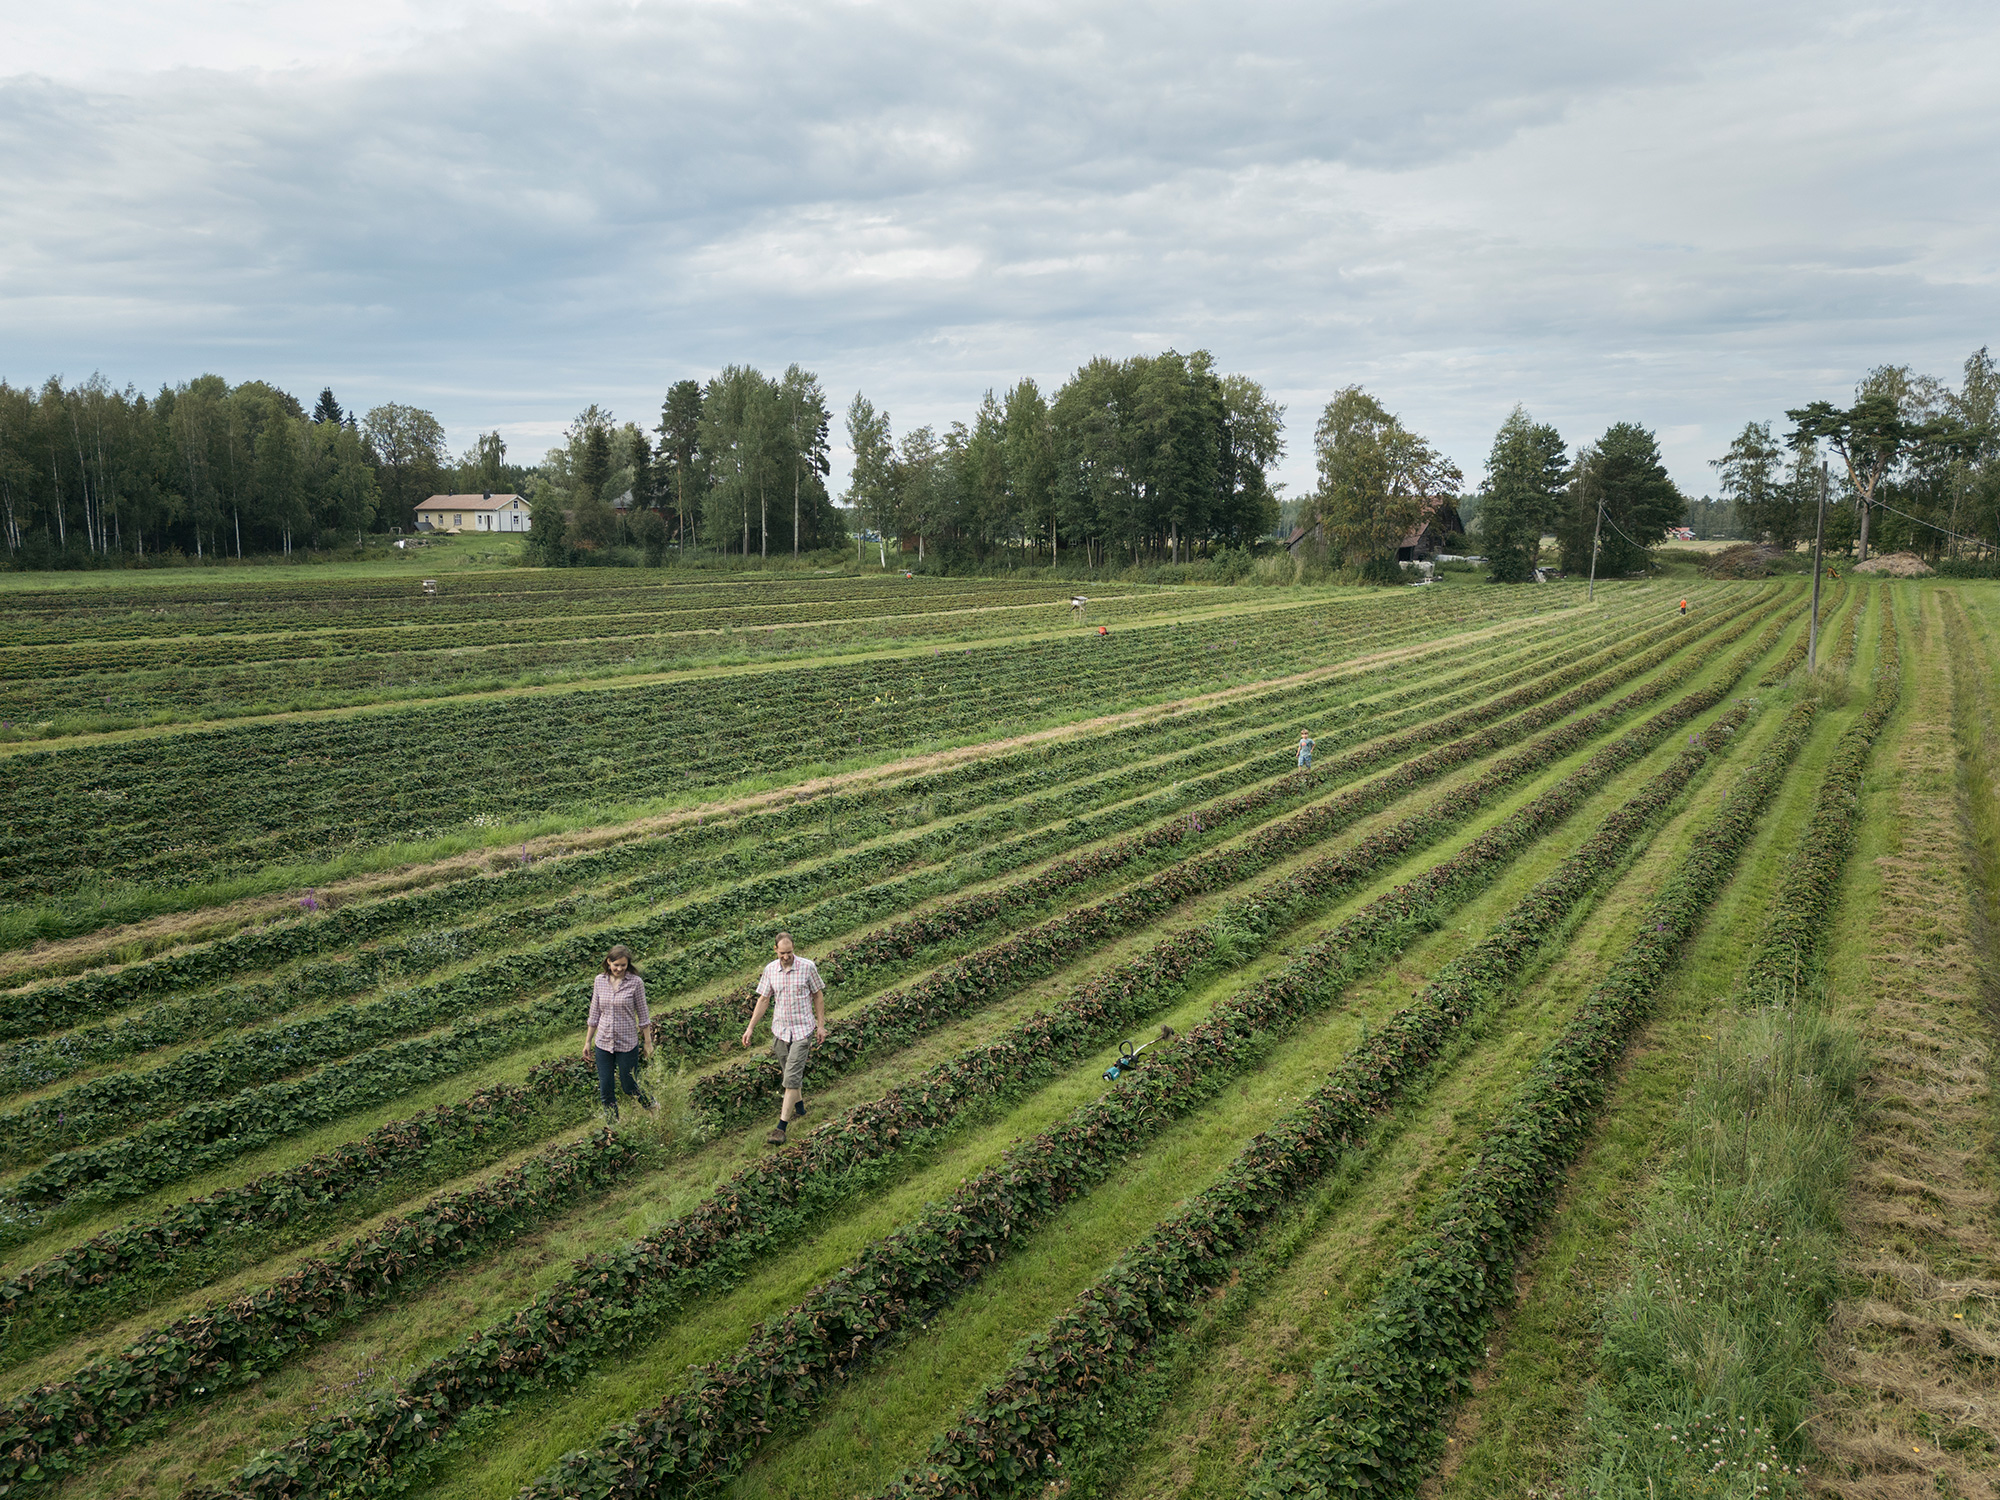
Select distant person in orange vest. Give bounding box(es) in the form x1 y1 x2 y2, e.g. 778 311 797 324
1098 624 1108 636
1679 597 1688 615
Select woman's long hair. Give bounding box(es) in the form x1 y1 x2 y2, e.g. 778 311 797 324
600 943 642 978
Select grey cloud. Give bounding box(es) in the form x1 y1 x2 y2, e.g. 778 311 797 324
2 0 1996 494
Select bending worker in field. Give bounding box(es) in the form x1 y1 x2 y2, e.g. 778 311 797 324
741 931 827 1145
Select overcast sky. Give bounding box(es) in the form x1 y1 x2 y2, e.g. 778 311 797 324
4 0 1996 498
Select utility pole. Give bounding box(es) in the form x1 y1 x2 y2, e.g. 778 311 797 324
1807 460 1828 674
1587 498 1604 602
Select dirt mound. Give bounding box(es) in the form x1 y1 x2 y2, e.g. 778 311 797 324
1701 543 1788 579
1853 551 1935 577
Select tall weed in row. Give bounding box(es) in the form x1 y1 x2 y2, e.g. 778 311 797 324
1577 1006 1862 1497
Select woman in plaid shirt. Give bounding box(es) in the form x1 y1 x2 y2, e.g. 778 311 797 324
582 945 655 1123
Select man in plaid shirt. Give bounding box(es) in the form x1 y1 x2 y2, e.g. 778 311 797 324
741 931 827 1145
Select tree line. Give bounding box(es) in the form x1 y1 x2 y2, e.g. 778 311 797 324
1328 346 2000 586
0 376 537 564
7 347 1994 575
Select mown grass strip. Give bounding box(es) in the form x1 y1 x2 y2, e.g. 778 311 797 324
1244 697 1828 1500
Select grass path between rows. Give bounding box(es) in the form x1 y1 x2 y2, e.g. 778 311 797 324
0 587 1666 969
49 604 1761 1500
1415 590 1887 1498
1049 671 1822 1500
1800 582 2000 1496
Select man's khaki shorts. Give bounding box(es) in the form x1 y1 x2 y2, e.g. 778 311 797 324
772 1032 814 1090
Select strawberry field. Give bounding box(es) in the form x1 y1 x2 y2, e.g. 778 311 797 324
1 567 1994 1500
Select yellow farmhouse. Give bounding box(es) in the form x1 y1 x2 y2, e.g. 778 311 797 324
415 492 530 533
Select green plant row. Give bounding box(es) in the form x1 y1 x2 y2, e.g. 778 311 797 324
1576 587 1901 1496
0 609 1398 1017
2 586 1594 1007
0 601 1627 1124
1242 696 1830 1500
683 598 1783 1122
0 575 1132 654
0 1056 587 1362
0 585 1197 688
870 706 1757 1500
0 1122 642 1493
0 596 1228 730
1 602 1749 1190
210 624 1763 1500
0 589 1594 903
508 682 1773 1500
0 603 1733 1411
1756 577 1846 685
1744 585 1897 999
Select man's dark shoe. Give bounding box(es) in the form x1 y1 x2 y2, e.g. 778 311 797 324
764 1126 789 1146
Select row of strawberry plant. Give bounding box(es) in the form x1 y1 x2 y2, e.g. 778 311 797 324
0 583 1202 686
205 636 1763 1500
1242 696 1831 1500
1757 576 1847 685
504 686 1771 1500
0 592 1220 726
0 588 1602 901
681 595 1782 1122
0 1056 593 1360
0 601 1737 1370
3 586 1592 1002
0 1123 643 1491
1 600 1728 1169
0 610 1370 1009
1574 587 1901 1496
0 575 1145 652
6 574 1542 657
869 705 1757 1500
1743 584 1895 999
0 601 1619 1098
2 595 1770 1215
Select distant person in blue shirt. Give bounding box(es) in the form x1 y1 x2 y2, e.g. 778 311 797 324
1297 730 1314 768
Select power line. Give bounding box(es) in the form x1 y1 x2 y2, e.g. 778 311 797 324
1863 495 1991 551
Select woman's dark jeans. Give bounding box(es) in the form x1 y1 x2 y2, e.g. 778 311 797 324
595 1046 651 1112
